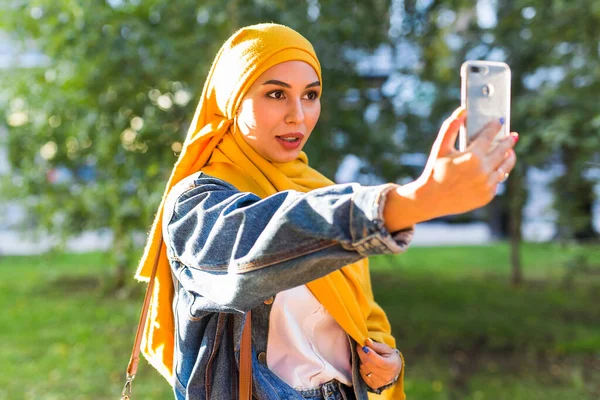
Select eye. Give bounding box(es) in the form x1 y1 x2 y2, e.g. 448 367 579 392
304 90 319 100
267 90 285 99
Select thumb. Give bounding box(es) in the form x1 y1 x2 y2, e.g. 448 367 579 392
365 338 394 355
435 108 465 158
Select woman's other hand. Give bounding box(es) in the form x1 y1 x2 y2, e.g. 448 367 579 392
356 339 402 391
383 107 518 232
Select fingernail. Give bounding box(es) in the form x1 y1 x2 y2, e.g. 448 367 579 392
365 338 374 345
499 117 505 125
362 346 370 354
512 133 519 144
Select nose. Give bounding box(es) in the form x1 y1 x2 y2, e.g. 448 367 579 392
285 98 304 125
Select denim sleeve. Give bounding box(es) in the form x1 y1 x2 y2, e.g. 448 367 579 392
163 173 413 312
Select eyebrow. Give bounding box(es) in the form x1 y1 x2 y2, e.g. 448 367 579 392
262 79 321 89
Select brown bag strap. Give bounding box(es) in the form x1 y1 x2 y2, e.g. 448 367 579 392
121 238 163 400
121 237 253 400
239 311 253 400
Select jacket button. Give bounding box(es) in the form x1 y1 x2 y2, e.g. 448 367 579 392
263 297 274 305
258 351 267 364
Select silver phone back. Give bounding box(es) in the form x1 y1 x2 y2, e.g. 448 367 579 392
460 61 511 151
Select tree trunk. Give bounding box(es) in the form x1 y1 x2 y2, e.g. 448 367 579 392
488 195 510 240
111 226 130 291
508 164 526 286
555 145 598 242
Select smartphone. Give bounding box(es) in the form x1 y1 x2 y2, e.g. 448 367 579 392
459 60 511 151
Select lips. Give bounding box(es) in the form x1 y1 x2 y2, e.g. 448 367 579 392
277 132 305 140
275 132 304 150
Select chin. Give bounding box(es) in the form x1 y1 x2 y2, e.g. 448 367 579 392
271 151 301 163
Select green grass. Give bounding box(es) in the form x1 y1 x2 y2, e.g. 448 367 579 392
0 252 173 400
1 243 599 399
370 243 600 399
374 242 600 281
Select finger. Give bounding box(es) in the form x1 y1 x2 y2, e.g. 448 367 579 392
470 119 504 151
499 148 517 176
359 362 390 379
359 365 375 380
364 338 394 356
356 344 387 368
356 344 371 365
487 149 516 187
360 365 375 379
359 366 386 389
435 108 466 158
487 132 518 170
429 108 463 158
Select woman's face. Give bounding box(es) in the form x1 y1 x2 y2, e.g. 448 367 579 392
236 60 321 163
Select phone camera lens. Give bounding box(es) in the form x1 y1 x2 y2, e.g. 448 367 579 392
470 66 481 73
482 84 494 96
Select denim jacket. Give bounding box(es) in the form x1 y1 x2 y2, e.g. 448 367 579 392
161 172 414 400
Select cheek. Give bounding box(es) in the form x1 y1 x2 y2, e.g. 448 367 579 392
253 104 276 129
245 99 281 131
306 103 321 129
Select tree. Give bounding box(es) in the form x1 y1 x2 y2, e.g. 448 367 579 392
493 0 600 243
394 0 600 283
0 0 394 286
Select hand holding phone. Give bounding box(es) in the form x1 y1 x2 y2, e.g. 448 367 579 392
459 61 511 151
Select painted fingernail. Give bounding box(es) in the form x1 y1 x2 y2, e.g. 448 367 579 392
499 117 505 125
512 133 519 144
362 346 370 354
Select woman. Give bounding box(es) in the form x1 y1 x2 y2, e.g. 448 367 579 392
134 23 518 400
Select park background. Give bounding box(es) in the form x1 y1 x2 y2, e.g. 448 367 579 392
1 0 599 399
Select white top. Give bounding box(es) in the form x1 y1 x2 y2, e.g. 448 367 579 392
266 285 353 390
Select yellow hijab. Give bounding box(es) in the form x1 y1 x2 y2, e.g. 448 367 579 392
135 23 405 400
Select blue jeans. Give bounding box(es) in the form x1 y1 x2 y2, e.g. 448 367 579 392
296 380 356 400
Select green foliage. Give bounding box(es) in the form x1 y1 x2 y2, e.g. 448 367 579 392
0 1 395 273
4 1 600 276
409 0 600 239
